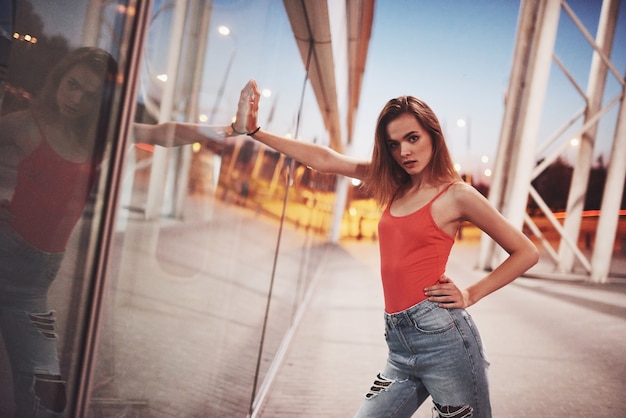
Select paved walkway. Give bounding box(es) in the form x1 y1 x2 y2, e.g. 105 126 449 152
256 236 626 417
3 197 622 417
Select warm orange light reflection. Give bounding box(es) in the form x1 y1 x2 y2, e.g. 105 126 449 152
135 143 155 153
552 210 626 220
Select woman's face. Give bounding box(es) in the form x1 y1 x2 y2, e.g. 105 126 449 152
385 113 433 176
55 64 103 120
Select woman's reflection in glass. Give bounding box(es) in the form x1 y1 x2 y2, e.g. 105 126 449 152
0 47 118 417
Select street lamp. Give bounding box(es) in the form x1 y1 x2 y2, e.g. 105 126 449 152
456 117 471 150
456 117 471 183
208 25 237 124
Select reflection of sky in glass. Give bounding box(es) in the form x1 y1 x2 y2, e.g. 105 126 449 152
0 2 12 36
0 0 12 66
27 0 86 45
32 0 626 164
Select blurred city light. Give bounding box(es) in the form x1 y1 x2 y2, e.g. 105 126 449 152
218 25 231 36
13 32 38 43
209 25 237 124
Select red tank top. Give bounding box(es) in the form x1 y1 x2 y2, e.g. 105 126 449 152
378 183 455 313
8 124 96 253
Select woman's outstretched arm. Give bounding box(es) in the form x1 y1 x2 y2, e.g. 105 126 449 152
250 129 369 179
132 86 250 150
242 80 370 180
132 122 237 153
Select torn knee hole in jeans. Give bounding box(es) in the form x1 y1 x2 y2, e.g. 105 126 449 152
433 402 473 418
34 374 67 413
28 311 57 339
364 372 395 399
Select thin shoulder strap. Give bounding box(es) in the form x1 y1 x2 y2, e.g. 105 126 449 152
428 182 455 206
30 110 50 144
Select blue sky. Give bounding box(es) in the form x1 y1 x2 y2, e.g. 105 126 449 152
200 0 626 180
352 0 523 164
351 0 626 174
26 0 626 175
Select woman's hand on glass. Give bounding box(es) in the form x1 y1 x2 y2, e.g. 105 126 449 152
233 80 261 135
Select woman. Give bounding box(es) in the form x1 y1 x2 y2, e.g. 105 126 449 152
0 46 235 417
234 80 539 418
0 47 120 417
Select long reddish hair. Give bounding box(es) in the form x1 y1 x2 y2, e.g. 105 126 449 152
31 47 118 162
364 96 460 205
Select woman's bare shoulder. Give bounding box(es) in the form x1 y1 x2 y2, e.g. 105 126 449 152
444 181 491 215
447 181 480 199
0 110 40 151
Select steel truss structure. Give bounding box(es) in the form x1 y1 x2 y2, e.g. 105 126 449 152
478 0 625 283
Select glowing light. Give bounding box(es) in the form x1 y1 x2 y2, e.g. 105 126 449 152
116 5 136 16
135 143 154 153
13 32 37 43
570 137 580 147
218 25 231 36
198 114 208 122
262 89 272 98
484 168 492 177
156 74 168 82
192 142 202 152
351 178 361 186
456 119 466 128
454 163 462 172
481 155 489 163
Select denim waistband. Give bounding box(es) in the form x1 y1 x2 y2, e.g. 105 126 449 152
384 299 441 327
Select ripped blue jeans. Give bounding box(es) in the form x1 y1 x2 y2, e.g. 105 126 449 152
0 224 67 417
355 300 491 418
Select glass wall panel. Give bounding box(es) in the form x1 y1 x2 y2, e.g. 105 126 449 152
89 1 334 417
0 0 143 416
1 0 339 416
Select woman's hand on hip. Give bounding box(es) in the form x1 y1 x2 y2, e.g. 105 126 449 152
424 276 471 309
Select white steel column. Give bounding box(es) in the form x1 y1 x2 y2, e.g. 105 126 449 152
171 0 213 218
478 0 561 269
591 79 626 283
500 0 560 231
557 0 620 272
330 175 349 243
478 0 535 269
145 0 187 220
82 0 103 45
